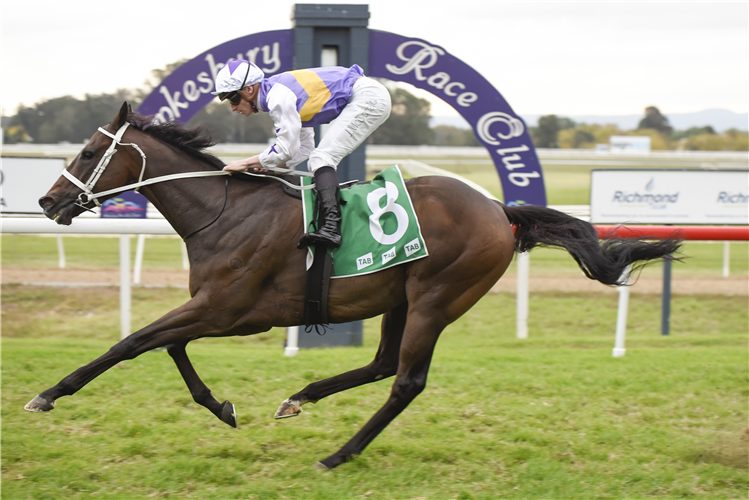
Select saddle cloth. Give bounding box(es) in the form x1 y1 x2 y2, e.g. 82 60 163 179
302 165 429 278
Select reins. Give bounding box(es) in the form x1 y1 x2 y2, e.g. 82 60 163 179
183 177 230 240
62 123 318 227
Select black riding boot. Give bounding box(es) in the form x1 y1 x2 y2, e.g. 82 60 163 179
299 167 342 248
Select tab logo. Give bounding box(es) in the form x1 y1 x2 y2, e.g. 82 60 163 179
357 252 374 270
404 238 421 257
382 247 397 265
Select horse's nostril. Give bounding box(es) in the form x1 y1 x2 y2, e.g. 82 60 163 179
39 196 55 209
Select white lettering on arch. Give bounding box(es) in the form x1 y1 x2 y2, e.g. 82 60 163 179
386 41 444 81
477 112 525 146
386 40 479 108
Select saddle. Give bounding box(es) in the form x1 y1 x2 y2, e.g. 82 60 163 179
280 167 427 330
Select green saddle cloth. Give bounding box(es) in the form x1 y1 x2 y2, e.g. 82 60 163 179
302 165 429 278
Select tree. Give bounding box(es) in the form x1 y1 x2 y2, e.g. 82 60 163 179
368 87 434 145
3 89 139 144
532 115 562 148
572 129 596 148
432 125 479 147
637 106 672 136
187 102 274 143
671 125 716 141
557 117 577 131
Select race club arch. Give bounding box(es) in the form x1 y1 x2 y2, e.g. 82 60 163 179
139 29 546 207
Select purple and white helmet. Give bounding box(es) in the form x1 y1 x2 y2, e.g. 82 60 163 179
211 60 265 95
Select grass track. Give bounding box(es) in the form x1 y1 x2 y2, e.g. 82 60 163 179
2 166 747 497
2 287 747 499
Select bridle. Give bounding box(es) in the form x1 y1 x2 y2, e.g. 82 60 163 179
58 120 318 235
62 122 147 211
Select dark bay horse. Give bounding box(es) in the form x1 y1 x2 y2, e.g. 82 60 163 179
26 102 680 469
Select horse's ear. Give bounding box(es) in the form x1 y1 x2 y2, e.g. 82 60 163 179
112 101 129 129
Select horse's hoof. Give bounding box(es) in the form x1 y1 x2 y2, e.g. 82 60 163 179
318 455 344 470
24 395 56 412
274 399 302 419
220 401 237 428
314 461 331 471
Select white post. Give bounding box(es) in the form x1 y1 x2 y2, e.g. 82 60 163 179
723 241 730 278
516 251 530 339
120 235 132 339
285 326 300 356
56 235 66 269
613 265 632 358
133 234 146 284
181 241 189 270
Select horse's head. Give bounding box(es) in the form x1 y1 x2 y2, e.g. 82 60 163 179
39 102 144 225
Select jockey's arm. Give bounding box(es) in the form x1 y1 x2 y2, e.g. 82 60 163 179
258 85 302 169
285 128 315 169
223 85 309 173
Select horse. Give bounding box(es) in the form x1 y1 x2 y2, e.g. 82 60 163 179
26 102 681 469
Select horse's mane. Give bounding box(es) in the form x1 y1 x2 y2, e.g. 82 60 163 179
125 113 225 171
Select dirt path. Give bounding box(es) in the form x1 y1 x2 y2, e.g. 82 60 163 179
2 266 746 295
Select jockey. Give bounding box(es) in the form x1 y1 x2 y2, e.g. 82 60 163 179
213 59 392 249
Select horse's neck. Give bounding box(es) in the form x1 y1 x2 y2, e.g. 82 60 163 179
136 140 241 239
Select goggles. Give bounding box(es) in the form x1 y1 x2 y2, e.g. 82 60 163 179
218 91 243 106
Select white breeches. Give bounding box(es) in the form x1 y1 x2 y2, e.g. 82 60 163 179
307 77 392 172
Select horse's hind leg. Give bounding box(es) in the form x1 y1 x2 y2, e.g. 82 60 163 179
275 302 407 419
316 233 513 469
318 309 446 469
167 342 237 428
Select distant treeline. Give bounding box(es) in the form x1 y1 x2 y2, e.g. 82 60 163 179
2 60 746 151
528 107 748 151
1 81 477 148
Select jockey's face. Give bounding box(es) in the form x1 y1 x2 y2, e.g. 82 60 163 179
230 86 258 117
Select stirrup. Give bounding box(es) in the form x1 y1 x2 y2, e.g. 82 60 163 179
299 227 341 248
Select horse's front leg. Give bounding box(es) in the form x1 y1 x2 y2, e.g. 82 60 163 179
166 341 238 428
24 296 229 413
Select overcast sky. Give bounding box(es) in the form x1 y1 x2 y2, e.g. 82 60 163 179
1 1 747 119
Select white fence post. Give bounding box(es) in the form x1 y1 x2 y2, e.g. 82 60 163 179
120 235 132 339
516 251 530 339
285 326 300 356
723 241 730 277
56 235 66 269
612 265 632 358
181 241 189 270
133 234 146 284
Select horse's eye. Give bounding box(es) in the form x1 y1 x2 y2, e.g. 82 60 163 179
82 151 94 160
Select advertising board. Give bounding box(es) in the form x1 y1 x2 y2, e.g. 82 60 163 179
100 191 148 219
1 157 66 214
609 136 651 153
590 169 748 225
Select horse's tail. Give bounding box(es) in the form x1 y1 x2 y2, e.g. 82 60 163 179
501 204 682 286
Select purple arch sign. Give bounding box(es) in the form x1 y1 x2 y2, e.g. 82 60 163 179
138 30 294 124
139 29 546 206
369 30 545 206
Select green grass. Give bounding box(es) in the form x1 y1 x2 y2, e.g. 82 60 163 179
2 161 747 498
1 235 186 270
2 286 747 499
